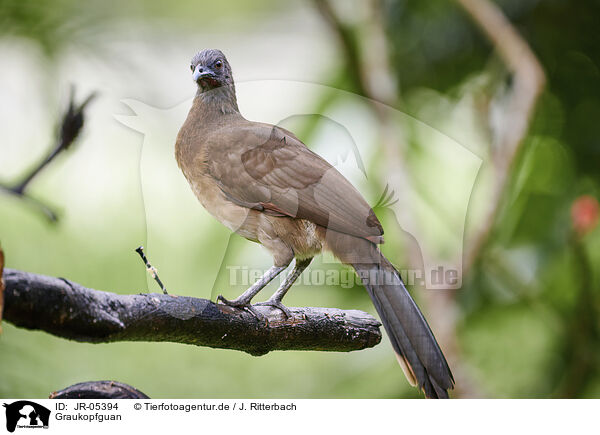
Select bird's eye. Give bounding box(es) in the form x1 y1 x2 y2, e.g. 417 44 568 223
215 60 223 69
190 64 194 72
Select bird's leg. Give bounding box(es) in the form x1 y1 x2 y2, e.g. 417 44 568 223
255 258 313 318
217 264 287 309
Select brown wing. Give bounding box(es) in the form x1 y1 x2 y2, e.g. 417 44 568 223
207 122 383 243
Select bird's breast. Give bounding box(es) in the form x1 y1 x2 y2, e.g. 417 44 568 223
187 171 259 242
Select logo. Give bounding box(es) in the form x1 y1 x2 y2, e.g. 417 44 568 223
3 401 50 432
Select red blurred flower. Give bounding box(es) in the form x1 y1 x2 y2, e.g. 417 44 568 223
571 195 599 237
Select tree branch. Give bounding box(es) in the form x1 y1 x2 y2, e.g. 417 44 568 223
50 381 150 399
456 0 546 273
2 268 382 356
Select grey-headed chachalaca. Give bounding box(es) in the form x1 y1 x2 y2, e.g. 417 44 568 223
175 49 454 398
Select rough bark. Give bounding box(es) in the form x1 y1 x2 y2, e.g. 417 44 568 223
2 268 381 356
50 381 150 399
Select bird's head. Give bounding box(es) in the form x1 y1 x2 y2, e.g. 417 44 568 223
190 49 233 91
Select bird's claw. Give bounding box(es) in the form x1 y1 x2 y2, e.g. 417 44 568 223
254 300 293 319
216 294 234 305
217 295 263 320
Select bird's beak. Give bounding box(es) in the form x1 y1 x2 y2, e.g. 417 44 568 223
193 64 216 82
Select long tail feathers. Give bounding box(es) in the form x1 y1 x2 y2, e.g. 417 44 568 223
352 252 454 399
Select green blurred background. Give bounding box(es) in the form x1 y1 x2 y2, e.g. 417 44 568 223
1 0 599 398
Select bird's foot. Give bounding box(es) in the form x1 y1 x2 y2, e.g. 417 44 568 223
254 299 293 319
217 295 263 320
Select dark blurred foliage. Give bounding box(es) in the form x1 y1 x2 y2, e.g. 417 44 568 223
385 0 600 178
382 0 600 397
0 0 281 58
0 0 111 57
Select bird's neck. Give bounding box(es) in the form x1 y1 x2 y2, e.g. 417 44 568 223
194 85 239 116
